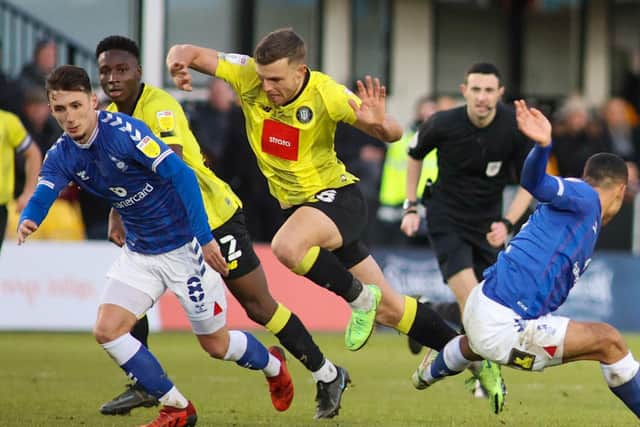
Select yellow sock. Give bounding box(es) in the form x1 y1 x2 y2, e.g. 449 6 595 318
292 246 320 275
395 296 418 335
265 303 292 334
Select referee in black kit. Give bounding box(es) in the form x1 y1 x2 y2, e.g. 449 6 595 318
401 62 533 331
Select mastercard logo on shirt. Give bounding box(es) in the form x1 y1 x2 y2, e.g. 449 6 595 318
261 119 300 161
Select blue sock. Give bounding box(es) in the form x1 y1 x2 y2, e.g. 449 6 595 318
429 351 458 380
236 331 269 370
611 370 640 417
121 345 174 398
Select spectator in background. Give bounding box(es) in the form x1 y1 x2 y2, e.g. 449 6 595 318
186 78 235 174
21 86 61 152
601 97 640 166
377 95 457 247
622 48 640 115
13 86 61 202
551 95 609 178
19 38 57 90
625 161 640 203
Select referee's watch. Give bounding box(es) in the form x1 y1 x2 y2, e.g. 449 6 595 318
403 199 419 210
499 217 515 233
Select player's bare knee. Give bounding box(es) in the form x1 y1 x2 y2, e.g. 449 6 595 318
270 236 301 269
598 324 627 361
93 323 121 344
199 333 228 359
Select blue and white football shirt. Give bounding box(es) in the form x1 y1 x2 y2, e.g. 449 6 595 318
21 110 213 254
483 144 602 319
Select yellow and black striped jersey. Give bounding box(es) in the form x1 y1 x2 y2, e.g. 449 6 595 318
107 84 241 230
0 110 33 205
216 53 360 206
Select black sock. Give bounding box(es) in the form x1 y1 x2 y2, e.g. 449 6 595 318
429 301 463 332
407 302 458 351
275 313 325 372
131 315 149 348
304 248 362 302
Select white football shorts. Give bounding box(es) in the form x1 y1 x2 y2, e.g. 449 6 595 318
463 282 569 371
102 239 226 335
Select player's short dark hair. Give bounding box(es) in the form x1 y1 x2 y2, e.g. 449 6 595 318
95 35 140 62
582 153 628 188
46 65 91 94
465 62 502 85
254 28 306 65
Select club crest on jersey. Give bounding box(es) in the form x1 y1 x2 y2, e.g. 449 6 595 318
76 170 90 181
136 136 161 158
296 106 313 124
109 155 128 172
485 161 502 177
156 110 175 132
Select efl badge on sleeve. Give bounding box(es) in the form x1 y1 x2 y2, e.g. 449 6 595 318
136 136 161 158
156 110 176 134
221 53 248 65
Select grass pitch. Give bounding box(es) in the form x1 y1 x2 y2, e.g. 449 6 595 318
0 331 637 426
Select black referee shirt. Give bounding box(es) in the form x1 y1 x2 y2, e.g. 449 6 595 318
408 103 533 230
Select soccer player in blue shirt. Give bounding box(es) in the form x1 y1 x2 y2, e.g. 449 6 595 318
17 65 293 427
410 100 640 419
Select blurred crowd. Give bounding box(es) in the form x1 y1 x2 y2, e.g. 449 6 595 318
4 38 640 247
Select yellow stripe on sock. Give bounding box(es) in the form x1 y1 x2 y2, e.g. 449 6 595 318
265 303 292 334
292 246 320 275
396 296 418 335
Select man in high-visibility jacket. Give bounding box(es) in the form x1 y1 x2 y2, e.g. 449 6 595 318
377 95 455 244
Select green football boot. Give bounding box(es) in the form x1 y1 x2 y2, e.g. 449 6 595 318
344 284 381 351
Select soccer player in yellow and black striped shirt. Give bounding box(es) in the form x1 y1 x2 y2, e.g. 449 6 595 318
0 110 42 252
95 35 347 420
166 28 466 372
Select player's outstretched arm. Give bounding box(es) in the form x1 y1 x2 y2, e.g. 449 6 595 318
350 75 403 142
17 181 58 244
15 143 42 213
514 100 551 147
166 44 219 92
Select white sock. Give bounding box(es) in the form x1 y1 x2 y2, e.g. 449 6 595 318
159 386 188 408
263 354 282 378
443 336 473 372
602 352 640 387
223 330 247 361
101 333 141 365
312 359 338 383
349 285 372 311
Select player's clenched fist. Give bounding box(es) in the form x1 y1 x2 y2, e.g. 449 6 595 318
166 46 193 91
